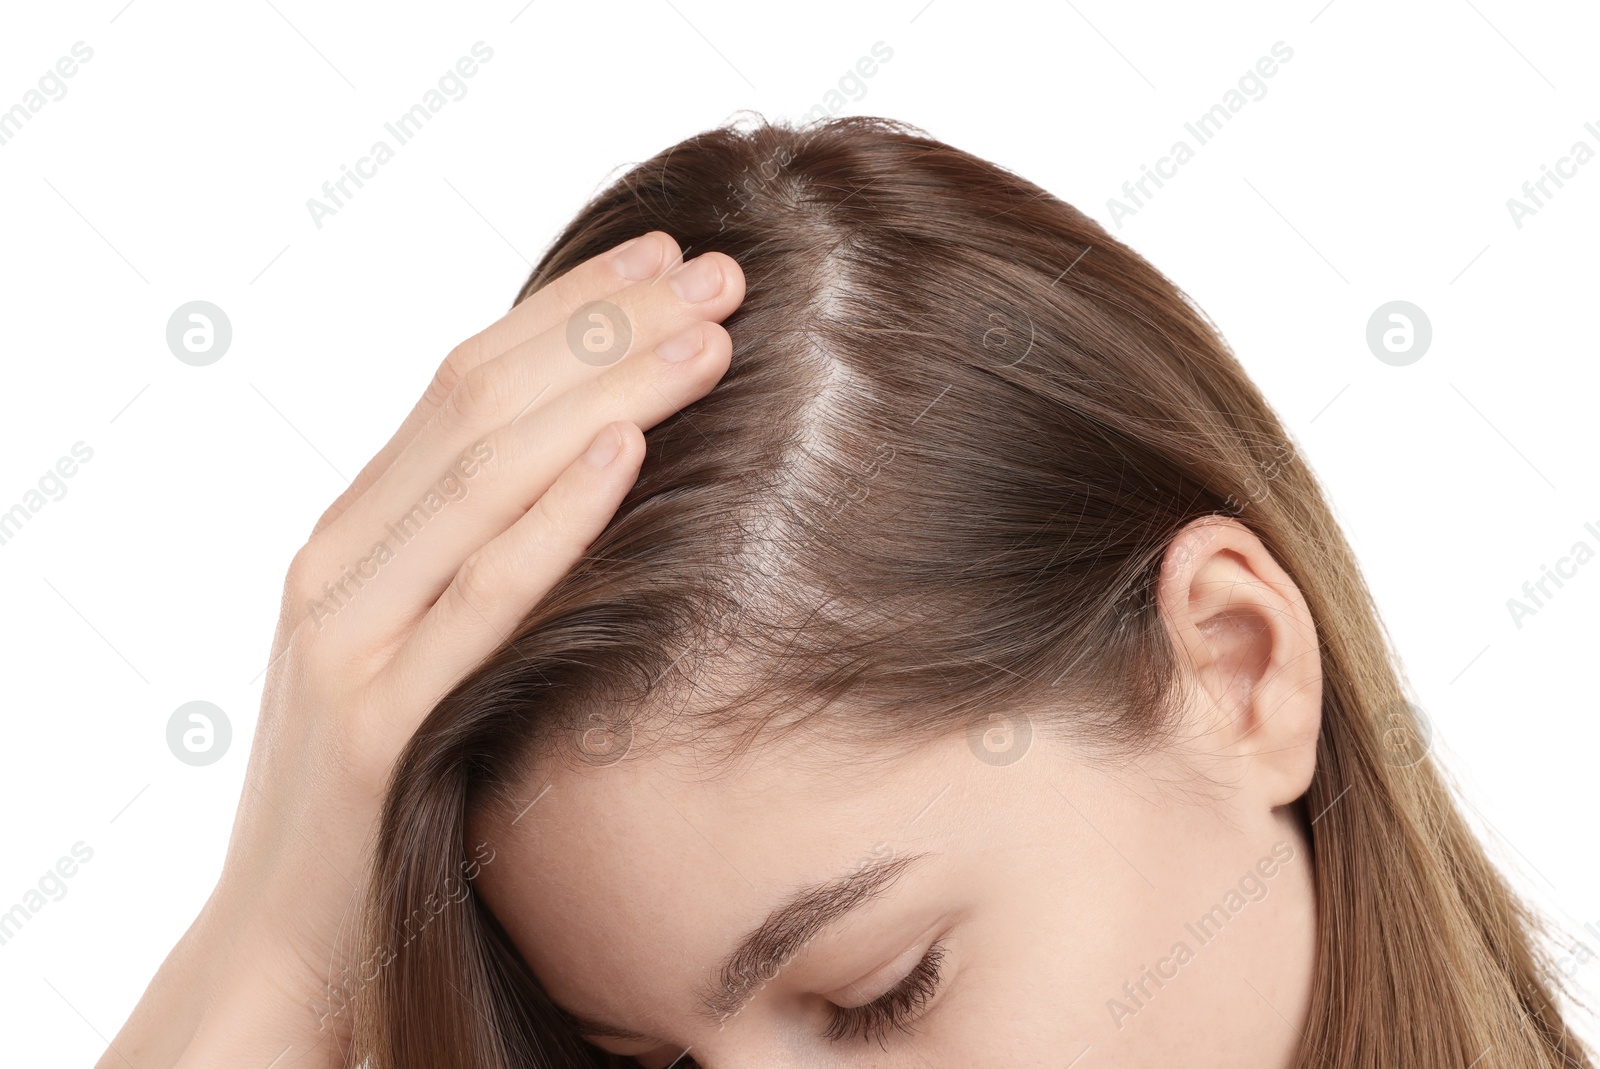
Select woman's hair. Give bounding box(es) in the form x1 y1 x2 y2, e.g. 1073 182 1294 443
348 114 1593 1068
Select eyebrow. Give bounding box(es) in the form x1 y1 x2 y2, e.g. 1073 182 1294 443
557 851 931 1043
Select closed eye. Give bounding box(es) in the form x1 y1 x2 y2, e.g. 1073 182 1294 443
823 941 948 1045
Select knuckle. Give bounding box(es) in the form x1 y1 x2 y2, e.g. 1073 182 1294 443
286 543 332 604
590 365 633 412
546 263 591 311
286 542 319 589
529 492 573 539
445 359 513 430
449 550 501 618
427 338 479 412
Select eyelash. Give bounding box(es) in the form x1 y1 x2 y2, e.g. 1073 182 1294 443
822 941 948 1045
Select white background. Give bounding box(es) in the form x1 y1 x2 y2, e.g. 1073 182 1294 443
1 0 1596 1063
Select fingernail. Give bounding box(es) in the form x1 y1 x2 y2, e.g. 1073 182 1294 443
657 324 704 363
612 236 663 282
584 424 621 467
668 256 724 303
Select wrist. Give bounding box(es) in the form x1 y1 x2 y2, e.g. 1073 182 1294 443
171 900 356 1069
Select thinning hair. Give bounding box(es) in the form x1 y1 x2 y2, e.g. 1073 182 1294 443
351 114 1595 1069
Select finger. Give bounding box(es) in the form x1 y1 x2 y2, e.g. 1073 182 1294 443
304 250 742 613
353 251 743 523
386 420 646 705
309 231 682 538
303 317 733 632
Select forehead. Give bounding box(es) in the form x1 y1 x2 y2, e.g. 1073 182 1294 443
468 726 966 1027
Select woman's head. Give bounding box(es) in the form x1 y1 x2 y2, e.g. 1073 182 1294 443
352 115 1592 1067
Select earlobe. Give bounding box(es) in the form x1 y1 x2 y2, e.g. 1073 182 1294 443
1154 516 1323 808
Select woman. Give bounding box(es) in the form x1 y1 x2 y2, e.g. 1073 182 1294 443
105 116 1594 1068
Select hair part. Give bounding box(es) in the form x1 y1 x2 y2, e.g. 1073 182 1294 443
351 114 1595 1069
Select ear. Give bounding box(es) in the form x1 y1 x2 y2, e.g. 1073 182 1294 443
1153 516 1322 808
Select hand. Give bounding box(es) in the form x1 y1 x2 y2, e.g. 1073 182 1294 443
102 231 746 1069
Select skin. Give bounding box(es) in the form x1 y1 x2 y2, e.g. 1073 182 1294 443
103 227 1322 1068
474 517 1324 1068
99 229 748 1068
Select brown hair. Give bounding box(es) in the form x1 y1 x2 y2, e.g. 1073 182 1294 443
349 114 1594 1068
